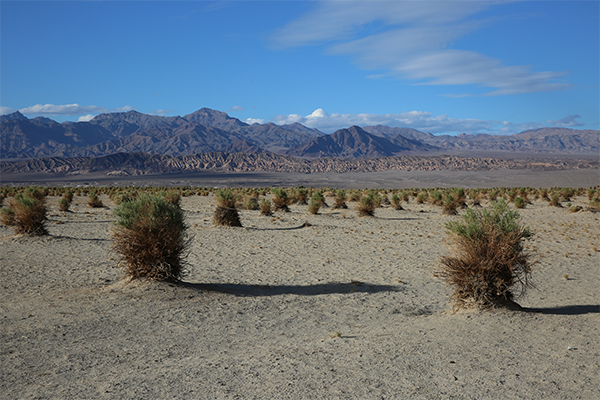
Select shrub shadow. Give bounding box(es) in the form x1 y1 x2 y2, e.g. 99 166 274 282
177 281 402 297
523 305 599 315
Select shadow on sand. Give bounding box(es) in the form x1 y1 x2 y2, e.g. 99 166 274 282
176 281 401 297
523 305 599 315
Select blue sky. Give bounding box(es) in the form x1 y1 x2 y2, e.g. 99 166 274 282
1 0 598 135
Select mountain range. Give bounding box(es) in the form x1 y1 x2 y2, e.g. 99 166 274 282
1 108 598 160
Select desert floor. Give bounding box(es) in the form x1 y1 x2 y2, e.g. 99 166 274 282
1 192 598 399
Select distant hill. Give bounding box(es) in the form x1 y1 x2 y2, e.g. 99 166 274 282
3 152 596 176
286 125 435 158
1 108 598 160
363 125 599 154
0 108 323 159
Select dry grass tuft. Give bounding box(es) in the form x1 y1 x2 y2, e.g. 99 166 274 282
0 189 48 235
111 195 191 281
213 190 242 227
437 199 535 311
272 188 291 212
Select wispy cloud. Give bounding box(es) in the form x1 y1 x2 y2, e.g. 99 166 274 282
17 103 133 116
228 105 245 112
546 114 585 127
271 1 570 96
149 109 175 116
0 106 16 115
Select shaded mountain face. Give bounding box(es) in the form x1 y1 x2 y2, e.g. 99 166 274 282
286 125 434 158
1 109 323 159
1 108 598 160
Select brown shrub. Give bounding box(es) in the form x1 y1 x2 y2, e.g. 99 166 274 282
112 195 190 281
260 199 273 216
357 194 375 217
213 190 242 227
0 191 47 235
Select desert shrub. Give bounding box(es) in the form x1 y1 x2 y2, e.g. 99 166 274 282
272 188 291 212
357 194 375 217
295 188 308 205
348 191 361 202
539 188 549 200
430 190 443 206
333 189 348 209
452 188 467 208
88 193 104 208
213 189 242 227
437 199 534 310
416 192 426 204
560 188 574 202
59 197 71 211
260 199 273 216
112 195 190 281
243 196 260 210
442 194 459 215
402 191 410 203
63 190 74 203
162 191 181 206
390 193 403 210
0 191 48 235
549 194 562 208
308 193 322 215
514 196 525 209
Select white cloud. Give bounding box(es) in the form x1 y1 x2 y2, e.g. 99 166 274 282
0 106 16 115
77 114 95 122
272 1 570 96
229 105 244 112
245 118 265 125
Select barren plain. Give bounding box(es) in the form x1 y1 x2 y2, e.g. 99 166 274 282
1 187 598 399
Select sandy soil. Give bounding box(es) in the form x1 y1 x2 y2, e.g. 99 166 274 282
1 193 598 399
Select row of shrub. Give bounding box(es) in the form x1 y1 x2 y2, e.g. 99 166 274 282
1 186 547 311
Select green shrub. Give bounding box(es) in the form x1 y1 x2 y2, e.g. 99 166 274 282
437 199 534 310
112 195 190 281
